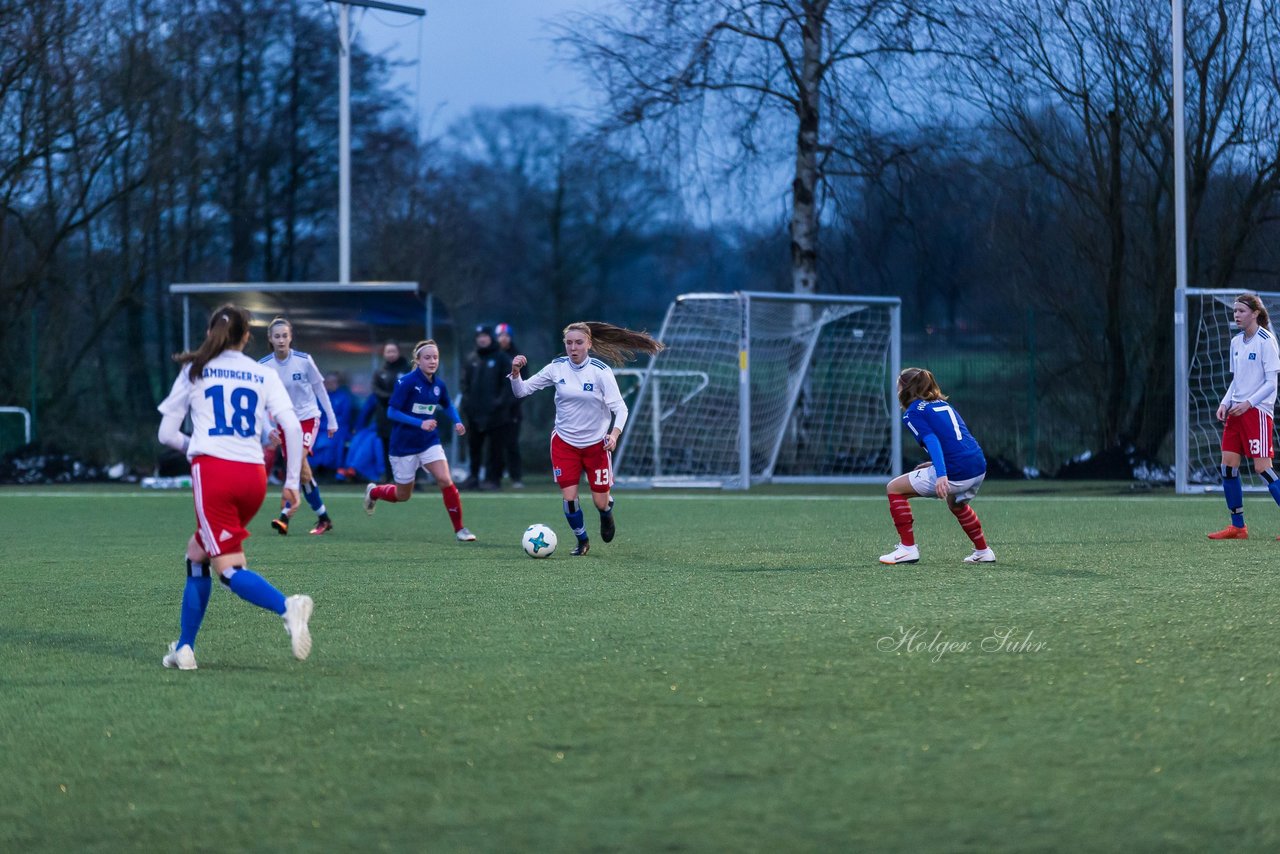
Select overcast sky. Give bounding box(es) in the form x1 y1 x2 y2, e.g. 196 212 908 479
353 0 608 136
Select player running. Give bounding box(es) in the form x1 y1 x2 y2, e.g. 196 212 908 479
508 322 662 556
1208 293 1280 540
156 304 314 670
879 367 996 566
259 317 338 535
362 340 475 542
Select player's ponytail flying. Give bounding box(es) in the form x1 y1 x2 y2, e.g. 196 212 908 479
568 321 663 366
174 304 253 381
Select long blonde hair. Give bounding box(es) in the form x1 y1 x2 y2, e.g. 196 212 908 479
564 322 663 366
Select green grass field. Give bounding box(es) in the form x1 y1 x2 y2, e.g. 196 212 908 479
3 482 1279 852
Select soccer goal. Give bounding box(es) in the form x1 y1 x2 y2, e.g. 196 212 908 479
614 292 902 489
1175 288 1280 493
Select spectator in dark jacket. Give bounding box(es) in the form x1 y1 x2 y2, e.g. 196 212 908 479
460 325 512 489
371 342 410 479
494 322 525 488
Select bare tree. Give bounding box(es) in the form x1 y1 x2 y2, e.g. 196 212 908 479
944 0 1280 457
560 0 945 295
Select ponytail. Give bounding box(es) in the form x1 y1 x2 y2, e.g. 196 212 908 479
173 304 253 381
565 321 663 366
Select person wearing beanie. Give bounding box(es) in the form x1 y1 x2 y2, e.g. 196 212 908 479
460 325 512 490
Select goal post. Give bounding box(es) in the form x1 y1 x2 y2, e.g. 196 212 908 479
614 291 902 489
1175 287 1280 493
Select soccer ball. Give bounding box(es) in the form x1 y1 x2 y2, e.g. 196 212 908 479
522 523 557 558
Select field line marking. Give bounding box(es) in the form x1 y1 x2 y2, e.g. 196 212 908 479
0 490 1218 502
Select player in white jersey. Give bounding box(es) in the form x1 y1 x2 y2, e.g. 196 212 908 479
1208 294 1280 540
156 305 314 670
260 317 339 535
509 321 662 555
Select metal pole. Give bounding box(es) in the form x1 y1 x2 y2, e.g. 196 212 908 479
338 2 351 284
889 301 901 477
1172 0 1189 494
737 293 751 489
29 307 37 442
651 377 662 478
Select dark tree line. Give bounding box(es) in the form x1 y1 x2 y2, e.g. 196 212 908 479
4 0 1280 470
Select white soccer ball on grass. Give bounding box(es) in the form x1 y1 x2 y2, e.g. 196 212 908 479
522 523 557 558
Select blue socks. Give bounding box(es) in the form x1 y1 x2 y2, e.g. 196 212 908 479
1223 465 1245 528
178 559 212 648
303 480 325 515
1263 468 1280 509
220 567 287 615
564 498 587 542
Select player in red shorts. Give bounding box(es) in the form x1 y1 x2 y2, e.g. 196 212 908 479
1208 293 1280 540
259 317 338 535
509 322 662 555
156 305 314 670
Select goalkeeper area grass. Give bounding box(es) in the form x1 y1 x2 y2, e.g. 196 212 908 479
2 482 1278 851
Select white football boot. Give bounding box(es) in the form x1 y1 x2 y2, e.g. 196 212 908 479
283 595 314 661
455 527 477 542
363 483 377 516
879 544 920 565
963 547 997 563
162 642 197 671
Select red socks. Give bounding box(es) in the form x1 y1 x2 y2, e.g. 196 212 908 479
441 484 463 531
888 494 915 546
950 502 987 549
370 483 463 532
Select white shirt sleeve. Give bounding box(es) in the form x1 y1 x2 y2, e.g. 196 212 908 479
1249 334 1280 408
157 413 190 454
1248 375 1278 409
307 356 337 426
511 363 557 398
157 370 193 455
262 372 303 490
600 366 628 433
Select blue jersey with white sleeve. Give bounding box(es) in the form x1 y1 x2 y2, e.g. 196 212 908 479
902 399 986 480
387 371 457 456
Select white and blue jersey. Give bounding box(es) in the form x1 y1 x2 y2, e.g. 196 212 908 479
902 399 986 480
510 356 627 447
1223 326 1280 417
387 370 458 456
258 348 336 424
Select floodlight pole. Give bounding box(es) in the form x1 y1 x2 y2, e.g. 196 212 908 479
1172 0 1189 494
329 0 424 284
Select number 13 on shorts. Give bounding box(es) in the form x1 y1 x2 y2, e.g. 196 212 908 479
593 468 612 486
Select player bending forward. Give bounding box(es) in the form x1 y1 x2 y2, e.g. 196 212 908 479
879 367 996 566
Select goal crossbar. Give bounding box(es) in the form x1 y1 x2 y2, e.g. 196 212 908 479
615 291 902 489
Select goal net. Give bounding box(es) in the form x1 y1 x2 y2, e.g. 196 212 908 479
614 292 901 488
1176 288 1280 493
